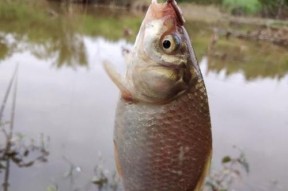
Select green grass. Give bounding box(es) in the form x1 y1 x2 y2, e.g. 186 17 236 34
223 0 261 14
0 1 57 43
0 0 46 22
0 1 142 42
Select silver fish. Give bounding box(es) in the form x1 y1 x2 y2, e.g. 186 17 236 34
105 0 212 190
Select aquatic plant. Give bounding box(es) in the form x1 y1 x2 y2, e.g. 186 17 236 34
0 66 50 191
205 147 249 191
43 148 250 191
45 155 119 191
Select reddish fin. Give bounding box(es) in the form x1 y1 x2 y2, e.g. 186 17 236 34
192 149 212 191
114 141 123 177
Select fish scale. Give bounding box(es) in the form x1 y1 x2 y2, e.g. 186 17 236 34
114 79 211 191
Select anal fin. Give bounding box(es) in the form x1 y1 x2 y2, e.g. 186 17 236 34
193 149 212 191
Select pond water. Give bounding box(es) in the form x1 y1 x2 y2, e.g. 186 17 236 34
0 2 288 191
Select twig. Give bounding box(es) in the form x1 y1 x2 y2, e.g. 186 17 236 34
2 65 19 191
8 65 18 140
2 159 10 191
0 65 18 123
0 122 9 139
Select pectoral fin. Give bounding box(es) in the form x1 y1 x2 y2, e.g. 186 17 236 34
103 61 133 101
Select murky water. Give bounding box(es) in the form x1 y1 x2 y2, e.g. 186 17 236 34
0 2 288 191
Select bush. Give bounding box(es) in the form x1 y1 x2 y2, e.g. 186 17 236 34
177 0 222 4
222 0 261 15
259 0 288 18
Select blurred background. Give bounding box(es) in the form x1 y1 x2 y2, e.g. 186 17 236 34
0 0 287 191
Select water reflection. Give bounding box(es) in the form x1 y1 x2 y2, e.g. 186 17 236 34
0 6 287 79
202 57 288 191
0 23 88 68
40 23 88 68
206 48 288 80
1 36 288 81
0 35 287 191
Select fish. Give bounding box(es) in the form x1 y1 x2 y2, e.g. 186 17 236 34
104 0 212 190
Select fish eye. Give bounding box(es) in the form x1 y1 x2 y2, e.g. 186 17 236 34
161 34 180 54
163 40 171 49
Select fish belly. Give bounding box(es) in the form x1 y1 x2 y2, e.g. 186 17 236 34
114 81 212 191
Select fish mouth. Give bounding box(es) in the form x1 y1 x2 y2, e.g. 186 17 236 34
166 0 185 25
149 0 185 26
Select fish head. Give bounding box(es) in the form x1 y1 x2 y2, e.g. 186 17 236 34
129 0 200 103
